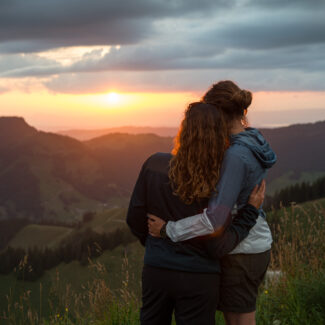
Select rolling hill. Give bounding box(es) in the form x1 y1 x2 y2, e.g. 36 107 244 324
54 119 325 196
0 117 172 221
0 117 104 221
8 224 74 250
6 207 128 251
1 116 325 221
261 121 325 182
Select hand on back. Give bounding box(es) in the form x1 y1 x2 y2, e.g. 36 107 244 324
147 214 165 238
248 180 266 209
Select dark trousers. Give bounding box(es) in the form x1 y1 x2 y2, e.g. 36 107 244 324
140 265 220 325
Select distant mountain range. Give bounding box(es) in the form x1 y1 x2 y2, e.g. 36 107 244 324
59 126 179 140
1 116 325 221
261 121 325 183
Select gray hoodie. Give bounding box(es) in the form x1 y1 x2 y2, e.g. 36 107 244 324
166 128 277 255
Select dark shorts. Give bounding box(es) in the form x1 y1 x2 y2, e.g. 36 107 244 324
218 250 271 313
141 265 220 325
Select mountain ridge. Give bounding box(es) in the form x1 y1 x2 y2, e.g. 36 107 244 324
1 116 325 221
59 126 179 140
58 120 325 141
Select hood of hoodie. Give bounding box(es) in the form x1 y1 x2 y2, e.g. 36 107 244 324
230 127 277 169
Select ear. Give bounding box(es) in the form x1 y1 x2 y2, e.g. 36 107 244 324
244 109 248 116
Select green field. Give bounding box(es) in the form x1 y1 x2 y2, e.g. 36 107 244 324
5 207 128 251
1 205 138 319
0 241 144 319
1 198 325 324
8 224 73 249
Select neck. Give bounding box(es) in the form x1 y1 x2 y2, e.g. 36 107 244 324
230 119 245 135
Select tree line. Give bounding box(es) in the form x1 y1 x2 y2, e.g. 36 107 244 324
264 175 325 210
0 227 137 281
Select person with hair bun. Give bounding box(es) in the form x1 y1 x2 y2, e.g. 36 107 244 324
148 81 277 325
203 80 253 127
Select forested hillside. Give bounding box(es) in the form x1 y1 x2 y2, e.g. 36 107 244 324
1 116 325 221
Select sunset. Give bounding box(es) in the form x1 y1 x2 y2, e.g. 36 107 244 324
1 0 325 131
1 1 325 324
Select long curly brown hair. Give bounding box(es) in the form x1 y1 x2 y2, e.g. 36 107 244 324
169 102 229 204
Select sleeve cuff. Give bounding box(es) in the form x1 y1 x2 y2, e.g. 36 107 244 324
242 203 259 214
165 209 215 242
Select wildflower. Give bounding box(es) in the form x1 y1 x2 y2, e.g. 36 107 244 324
56 313 60 318
264 290 268 294
65 307 68 312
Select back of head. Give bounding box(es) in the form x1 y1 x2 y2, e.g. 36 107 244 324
169 102 228 204
202 80 252 121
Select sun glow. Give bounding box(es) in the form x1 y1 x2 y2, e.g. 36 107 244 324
106 92 120 105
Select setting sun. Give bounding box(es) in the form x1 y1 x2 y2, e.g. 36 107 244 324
106 92 120 105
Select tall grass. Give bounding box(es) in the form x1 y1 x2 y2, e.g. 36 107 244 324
269 201 325 276
2 253 140 324
255 201 325 325
1 201 325 324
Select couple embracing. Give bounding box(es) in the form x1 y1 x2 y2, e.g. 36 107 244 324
127 80 276 325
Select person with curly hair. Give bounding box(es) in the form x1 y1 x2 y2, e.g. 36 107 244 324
127 101 267 325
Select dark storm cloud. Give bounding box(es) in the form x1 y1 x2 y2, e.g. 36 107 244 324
0 0 231 53
2 40 324 78
2 1 325 78
68 44 325 72
247 0 325 9
1 0 325 92
211 14 325 50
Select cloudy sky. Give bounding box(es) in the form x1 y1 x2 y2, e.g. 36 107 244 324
1 0 325 130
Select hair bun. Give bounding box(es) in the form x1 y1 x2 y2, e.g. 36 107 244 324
231 89 252 112
202 80 253 119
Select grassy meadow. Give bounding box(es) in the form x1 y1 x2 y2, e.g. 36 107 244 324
1 199 325 324
5 207 128 250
